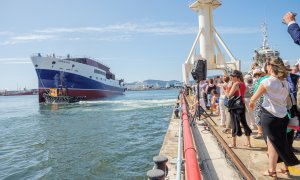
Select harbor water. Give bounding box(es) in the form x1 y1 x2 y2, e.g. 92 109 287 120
0 89 178 179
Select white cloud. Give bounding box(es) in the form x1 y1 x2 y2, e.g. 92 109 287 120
0 57 31 64
35 22 197 35
11 34 54 41
67 37 81 41
0 21 259 46
35 22 259 36
0 31 14 36
1 34 55 45
95 35 133 41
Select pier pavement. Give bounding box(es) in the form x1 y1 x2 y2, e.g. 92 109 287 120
159 95 300 179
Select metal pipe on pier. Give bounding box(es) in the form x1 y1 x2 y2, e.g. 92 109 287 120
176 103 183 180
181 94 201 180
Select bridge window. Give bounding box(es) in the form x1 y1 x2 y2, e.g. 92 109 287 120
94 69 105 75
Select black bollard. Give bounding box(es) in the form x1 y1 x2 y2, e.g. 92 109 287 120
153 155 168 176
147 169 165 180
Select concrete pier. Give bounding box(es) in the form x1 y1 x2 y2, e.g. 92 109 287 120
159 104 182 179
159 95 300 179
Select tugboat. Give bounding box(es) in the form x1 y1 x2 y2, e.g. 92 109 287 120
43 87 86 104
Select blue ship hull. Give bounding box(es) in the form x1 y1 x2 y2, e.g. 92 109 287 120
36 69 125 102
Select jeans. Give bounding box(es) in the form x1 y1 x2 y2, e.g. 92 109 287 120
207 94 212 107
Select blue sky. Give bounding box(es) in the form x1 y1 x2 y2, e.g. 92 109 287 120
0 0 299 90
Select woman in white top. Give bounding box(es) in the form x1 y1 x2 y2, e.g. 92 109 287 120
249 56 299 178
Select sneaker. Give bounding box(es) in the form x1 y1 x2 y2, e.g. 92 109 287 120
253 134 263 139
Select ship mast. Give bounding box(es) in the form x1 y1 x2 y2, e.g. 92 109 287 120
182 0 240 84
252 21 280 68
261 22 269 50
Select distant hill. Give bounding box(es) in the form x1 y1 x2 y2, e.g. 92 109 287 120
126 79 181 87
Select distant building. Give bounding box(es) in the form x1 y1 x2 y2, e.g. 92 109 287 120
165 82 170 88
174 82 183 88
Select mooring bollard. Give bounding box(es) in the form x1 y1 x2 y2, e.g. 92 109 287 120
153 155 168 176
147 169 165 180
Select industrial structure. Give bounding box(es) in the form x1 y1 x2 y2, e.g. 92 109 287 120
182 0 240 84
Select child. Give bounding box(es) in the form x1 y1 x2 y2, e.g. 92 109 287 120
211 90 220 115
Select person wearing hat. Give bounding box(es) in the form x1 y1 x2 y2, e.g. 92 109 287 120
252 68 265 84
283 59 299 74
283 12 300 46
283 59 290 69
294 59 300 75
244 74 252 80
253 68 265 76
250 67 268 139
225 70 252 148
290 65 299 74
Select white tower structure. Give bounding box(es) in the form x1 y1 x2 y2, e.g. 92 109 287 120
182 0 240 84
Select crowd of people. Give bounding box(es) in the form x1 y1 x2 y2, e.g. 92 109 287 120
186 12 300 178
189 57 300 177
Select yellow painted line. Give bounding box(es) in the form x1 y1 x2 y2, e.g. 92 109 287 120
278 162 300 175
252 140 300 175
289 166 300 175
251 138 265 147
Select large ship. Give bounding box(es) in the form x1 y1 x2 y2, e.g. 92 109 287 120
31 53 125 102
252 22 280 67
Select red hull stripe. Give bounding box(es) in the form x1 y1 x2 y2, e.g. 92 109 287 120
38 88 124 102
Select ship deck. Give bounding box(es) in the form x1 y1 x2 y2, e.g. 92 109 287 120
159 94 300 179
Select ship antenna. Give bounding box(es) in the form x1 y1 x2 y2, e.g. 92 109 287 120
261 21 269 50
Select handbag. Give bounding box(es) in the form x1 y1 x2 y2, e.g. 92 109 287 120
227 95 244 110
225 84 244 110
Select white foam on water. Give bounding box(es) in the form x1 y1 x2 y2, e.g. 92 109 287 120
79 99 177 111
112 99 177 111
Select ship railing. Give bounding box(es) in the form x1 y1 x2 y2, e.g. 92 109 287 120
31 53 67 59
31 53 110 68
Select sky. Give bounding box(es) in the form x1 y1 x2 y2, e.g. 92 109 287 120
0 0 299 90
